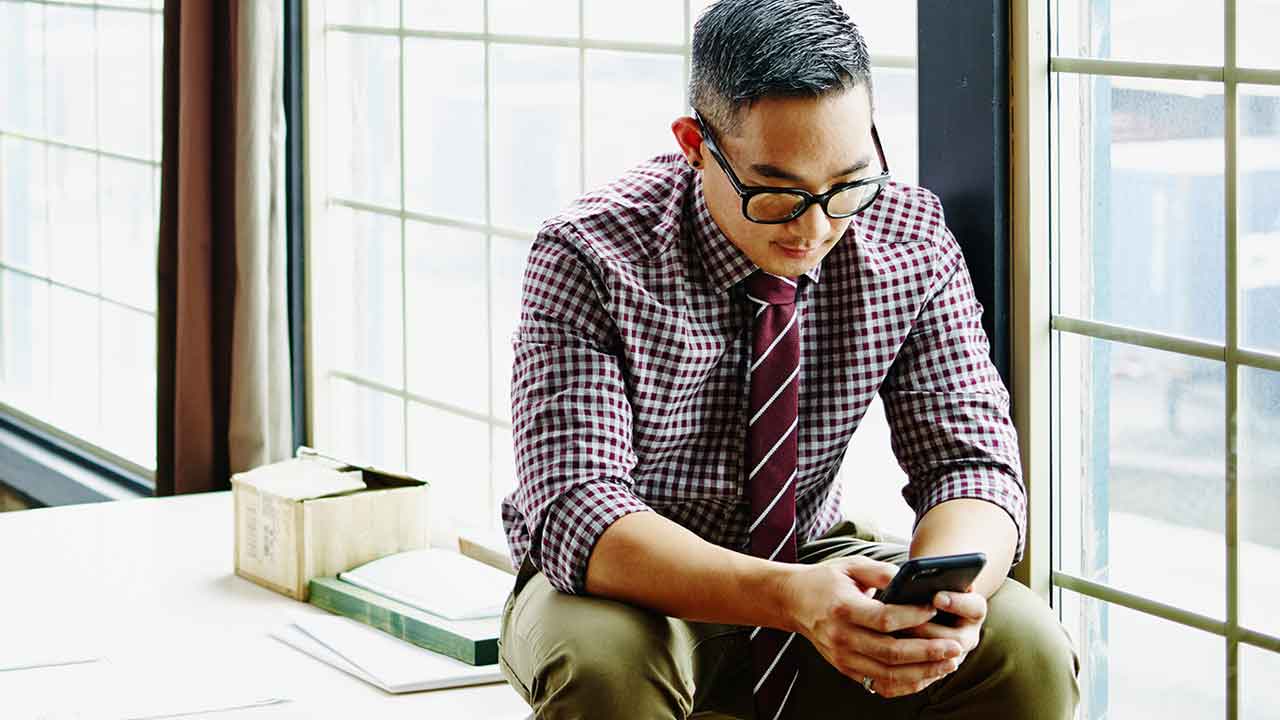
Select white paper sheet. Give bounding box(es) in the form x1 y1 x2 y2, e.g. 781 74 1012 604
337 548 514 621
272 613 503 694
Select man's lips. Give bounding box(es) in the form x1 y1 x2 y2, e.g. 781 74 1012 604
774 243 819 259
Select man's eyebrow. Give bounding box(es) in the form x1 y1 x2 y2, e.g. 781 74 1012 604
748 157 873 183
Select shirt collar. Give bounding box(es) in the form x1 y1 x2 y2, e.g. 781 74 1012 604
686 173 823 294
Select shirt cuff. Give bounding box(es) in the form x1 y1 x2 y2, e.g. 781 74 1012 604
535 480 654 594
908 468 1028 563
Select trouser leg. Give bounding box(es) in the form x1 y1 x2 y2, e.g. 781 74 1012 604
499 560 755 720
786 521 1081 719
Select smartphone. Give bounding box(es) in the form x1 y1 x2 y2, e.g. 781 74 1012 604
876 552 987 624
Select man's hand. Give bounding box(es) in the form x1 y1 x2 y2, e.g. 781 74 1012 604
779 556 965 698
901 587 987 673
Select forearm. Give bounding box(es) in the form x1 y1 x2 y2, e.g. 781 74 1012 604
584 511 800 630
909 498 1018 598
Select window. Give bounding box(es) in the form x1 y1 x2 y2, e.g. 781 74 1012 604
1047 0 1280 716
0 0 163 476
304 1 920 539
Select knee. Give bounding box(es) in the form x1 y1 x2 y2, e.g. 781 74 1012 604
978 582 1081 717
527 600 693 716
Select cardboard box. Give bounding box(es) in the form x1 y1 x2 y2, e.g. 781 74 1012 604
232 448 430 601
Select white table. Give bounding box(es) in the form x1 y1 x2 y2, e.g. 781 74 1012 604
0 492 530 719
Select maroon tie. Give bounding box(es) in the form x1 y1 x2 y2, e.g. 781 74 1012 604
744 271 801 720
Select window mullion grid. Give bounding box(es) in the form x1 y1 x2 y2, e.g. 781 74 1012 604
1045 0 1280 712
483 0 495 531
1224 0 1240 716
94 2 105 450
398 0 408 473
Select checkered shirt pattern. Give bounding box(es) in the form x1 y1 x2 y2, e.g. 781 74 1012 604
501 153 1026 595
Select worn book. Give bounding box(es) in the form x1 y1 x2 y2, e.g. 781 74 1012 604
309 576 501 666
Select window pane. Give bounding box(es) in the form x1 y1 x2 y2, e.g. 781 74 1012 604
489 45 579 232
99 157 156 312
152 13 162 163
583 50 684 190
1059 590 1225 720
1054 74 1225 341
1240 85 1280 354
326 31 400 209
323 206 403 387
403 38 485 223
492 426 515 533
1055 333 1225 619
1242 644 1280 720
328 376 404 470
870 66 918 187
838 394 913 540
1240 366 1280 640
842 1 916 58
101 303 155 468
1 137 49 275
97 9 151 159
403 0 483 33
1 271 51 415
1056 0 1223 66
326 0 397 28
1239 0 1280 69
48 288 100 439
46 146 99 293
584 0 683 44
488 0 577 39
404 222 488 415
0 2 45 135
490 235 531 423
44 5 97 148
407 402 489 532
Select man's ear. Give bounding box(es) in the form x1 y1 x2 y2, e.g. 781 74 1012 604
670 116 705 169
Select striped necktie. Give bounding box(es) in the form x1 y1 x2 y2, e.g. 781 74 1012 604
743 270 802 720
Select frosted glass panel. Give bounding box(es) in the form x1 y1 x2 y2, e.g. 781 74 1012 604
403 39 485 223
489 45 579 232
405 222 488 415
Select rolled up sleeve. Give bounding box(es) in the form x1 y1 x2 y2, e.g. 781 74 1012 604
880 221 1027 562
506 223 653 594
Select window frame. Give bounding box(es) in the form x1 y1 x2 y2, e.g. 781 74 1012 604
295 0 921 538
1012 0 1280 716
0 0 161 500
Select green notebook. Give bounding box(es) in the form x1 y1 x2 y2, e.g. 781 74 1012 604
309 577 500 666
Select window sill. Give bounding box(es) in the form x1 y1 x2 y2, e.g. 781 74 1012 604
0 414 150 508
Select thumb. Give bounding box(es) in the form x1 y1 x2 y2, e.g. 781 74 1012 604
827 556 899 591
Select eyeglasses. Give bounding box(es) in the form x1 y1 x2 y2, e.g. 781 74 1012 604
694 112 891 225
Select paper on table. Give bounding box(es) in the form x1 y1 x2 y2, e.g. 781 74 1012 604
0 654 100 673
337 548 514 621
273 613 503 693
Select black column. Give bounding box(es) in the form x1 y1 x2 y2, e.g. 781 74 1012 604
917 0 1011 388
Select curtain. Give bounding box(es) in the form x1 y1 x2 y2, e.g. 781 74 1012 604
157 0 292 496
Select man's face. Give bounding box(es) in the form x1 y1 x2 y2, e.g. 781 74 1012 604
697 87 877 278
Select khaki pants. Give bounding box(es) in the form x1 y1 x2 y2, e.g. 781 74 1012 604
498 520 1080 719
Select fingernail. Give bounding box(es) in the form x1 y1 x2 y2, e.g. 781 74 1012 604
936 593 951 608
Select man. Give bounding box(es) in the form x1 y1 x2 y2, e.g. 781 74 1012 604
499 1 1079 717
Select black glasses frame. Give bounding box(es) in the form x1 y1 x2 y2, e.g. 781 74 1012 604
694 112 892 225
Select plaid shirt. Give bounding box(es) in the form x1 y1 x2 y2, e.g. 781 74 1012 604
501 153 1025 595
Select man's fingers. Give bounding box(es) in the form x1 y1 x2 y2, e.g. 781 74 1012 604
830 555 899 591
934 591 986 622
831 654 961 699
850 630 963 666
901 621 967 644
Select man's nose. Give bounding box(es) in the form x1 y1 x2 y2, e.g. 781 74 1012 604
788 201 832 244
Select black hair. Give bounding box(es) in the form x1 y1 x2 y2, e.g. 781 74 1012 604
689 0 873 135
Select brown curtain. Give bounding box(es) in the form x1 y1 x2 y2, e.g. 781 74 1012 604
156 0 238 496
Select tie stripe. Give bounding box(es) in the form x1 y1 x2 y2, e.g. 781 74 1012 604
743 271 802 720
750 310 798 372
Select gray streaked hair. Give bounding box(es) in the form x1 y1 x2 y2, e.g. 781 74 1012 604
689 0 873 135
